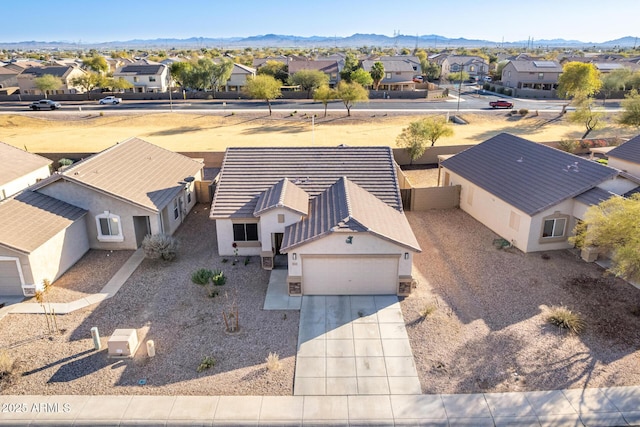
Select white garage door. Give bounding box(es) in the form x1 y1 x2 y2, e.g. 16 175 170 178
0 259 24 296
302 256 398 295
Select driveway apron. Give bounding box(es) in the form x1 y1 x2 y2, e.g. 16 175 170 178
294 295 421 395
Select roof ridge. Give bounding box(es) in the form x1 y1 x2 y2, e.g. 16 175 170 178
341 176 354 221
278 178 288 206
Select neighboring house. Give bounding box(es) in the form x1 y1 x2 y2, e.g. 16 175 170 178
0 65 20 93
223 63 256 92
288 60 341 87
0 191 88 297
210 147 421 296
440 55 489 81
360 57 417 91
33 137 204 250
252 55 289 69
17 66 88 95
440 133 632 253
608 135 640 179
501 60 563 97
114 63 169 93
0 141 51 201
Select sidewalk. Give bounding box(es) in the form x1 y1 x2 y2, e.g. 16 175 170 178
1 386 640 425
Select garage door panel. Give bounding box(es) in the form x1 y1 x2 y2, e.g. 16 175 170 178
303 256 397 295
0 260 24 296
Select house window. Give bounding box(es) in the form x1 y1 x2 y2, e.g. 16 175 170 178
96 212 123 242
233 223 258 241
149 76 156 82
538 73 544 80
173 200 179 220
470 66 475 72
385 72 391 79
133 77 139 82
187 192 192 204
542 217 566 238
277 214 285 223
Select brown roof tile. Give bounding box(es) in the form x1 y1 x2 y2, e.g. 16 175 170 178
253 178 309 216
0 141 51 186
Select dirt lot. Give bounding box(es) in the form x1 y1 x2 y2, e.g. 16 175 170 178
0 111 634 154
403 209 640 394
0 204 298 396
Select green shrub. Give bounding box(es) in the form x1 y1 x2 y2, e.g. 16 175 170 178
504 88 513 96
197 356 216 372
558 139 580 153
546 306 585 334
191 269 213 285
483 83 490 90
518 108 529 116
596 158 608 165
211 269 227 286
142 234 179 261
58 158 74 167
497 87 505 94
489 85 496 92
244 257 250 266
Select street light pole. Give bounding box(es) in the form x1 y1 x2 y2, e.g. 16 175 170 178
456 63 463 112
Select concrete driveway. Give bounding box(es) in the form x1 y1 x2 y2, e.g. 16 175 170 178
294 295 421 395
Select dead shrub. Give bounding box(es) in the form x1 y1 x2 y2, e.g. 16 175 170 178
142 234 179 261
265 352 282 372
546 305 585 334
0 351 21 390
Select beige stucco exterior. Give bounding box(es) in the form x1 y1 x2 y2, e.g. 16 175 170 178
609 157 640 180
17 67 87 95
1 164 50 200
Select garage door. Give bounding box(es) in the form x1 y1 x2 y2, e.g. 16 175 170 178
0 259 24 296
302 256 398 295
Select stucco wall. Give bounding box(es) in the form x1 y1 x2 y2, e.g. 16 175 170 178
525 200 576 252
0 247 31 287
28 216 89 285
258 208 305 252
215 218 262 257
286 232 414 277
1 165 50 200
609 157 640 180
37 181 159 250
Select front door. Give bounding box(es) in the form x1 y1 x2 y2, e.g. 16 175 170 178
133 216 151 247
273 233 284 255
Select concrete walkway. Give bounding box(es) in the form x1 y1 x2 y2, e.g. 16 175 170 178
295 295 421 396
1 248 145 317
2 386 640 425
263 268 302 310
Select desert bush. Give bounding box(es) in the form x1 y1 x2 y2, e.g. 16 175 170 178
211 269 227 286
58 158 74 167
497 87 505 94
419 304 436 318
596 158 609 165
558 139 580 153
483 83 490 90
265 352 282 371
197 356 216 372
504 88 513 96
0 351 20 390
142 234 178 261
191 269 213 285
518 108 529 116
546 305 585 334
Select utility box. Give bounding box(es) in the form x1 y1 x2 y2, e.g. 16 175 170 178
107 329 140 358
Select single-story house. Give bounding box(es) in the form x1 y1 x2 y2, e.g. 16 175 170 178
607 135 640 179
0 141 51 201
33 137 204 250
0 191 88 296
210 147 421 296
440 133 633 253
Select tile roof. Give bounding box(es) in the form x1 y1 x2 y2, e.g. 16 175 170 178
253 178 309 217
574 187 616 206
441 133 619 216
211 147 402 219
288 60 339 74
0 191 86 254
507 60 563 73
281 177 420 252
22 66 74 78
55 137 203 212
361 59 416 73
608 135 640 164
0 142 51 186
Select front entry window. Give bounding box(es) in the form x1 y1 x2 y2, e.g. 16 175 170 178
233 223 258 241
96 212 123 242
542 218 566 238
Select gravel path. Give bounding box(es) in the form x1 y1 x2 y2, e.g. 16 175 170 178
403 209 640 394
0 204 298 396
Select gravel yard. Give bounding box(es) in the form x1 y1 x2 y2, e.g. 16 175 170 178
0 204 298 396
403 209 640 394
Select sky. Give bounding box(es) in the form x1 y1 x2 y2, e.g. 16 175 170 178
1 0 638 45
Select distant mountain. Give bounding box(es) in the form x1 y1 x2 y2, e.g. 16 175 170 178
0 33 638 50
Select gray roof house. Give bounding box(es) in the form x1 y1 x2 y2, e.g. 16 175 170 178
17 65 88 95
210 146 420 296
501 60 563 97
0 191 88 297
34 137 204 250
114 63 168 93
0 141 51 201
607 135 640 179
441 133 626 253
360 57 417 91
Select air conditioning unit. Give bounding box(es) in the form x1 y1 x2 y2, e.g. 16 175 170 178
107 329 140 358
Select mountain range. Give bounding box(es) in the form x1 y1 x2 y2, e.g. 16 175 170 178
1 34 638 50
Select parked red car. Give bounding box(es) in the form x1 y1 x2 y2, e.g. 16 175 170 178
489 99 514 109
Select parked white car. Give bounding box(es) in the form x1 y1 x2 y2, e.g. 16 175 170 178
99 96 122 105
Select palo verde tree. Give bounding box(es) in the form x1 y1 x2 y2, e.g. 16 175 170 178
257 60 289 84
571 194 640 282
244 74 282 115
568 97 604 139
618 89 640 129
289 69 328 98
335 81 368 117
370 61 385 90
313 84 337 117
396 117 454 164
557 62 602 101
82 55 108 74
71 72 107 99
34 74 62 98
